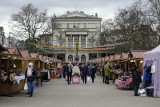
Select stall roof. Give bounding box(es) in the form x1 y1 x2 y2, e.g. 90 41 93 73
105 56 109 61
1 47 22 58
42 56 48 62
20 50 31 60
39 55 43 60
30 53 39 60
101 57 105 61
109 55 114 61
120 53 128 60
131 51 146 59
114 54 121 60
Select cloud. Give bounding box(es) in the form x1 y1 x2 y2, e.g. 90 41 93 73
0 0 136 36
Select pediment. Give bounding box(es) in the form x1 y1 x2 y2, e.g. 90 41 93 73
60 11 95 18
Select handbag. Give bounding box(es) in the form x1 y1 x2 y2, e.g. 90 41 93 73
87 76 91 81
24 82 28 90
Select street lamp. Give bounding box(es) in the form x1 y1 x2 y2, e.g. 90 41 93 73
75 42 79 63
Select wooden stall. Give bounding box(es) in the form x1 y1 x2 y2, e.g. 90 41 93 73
40 56 50 81
20 50 31 71
30 53 42 86
111 54 121 80
0 44 8 95
30 53 40 71
120 53 129 73
131 50 146 74
0 48 24 96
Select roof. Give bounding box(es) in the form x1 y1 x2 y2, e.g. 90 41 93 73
109 55 114 61
2 47 21 55
43 56 48 61
30 53 39 59
131 51 145 59
53 11 101 20
105 56 109 61
120 53 128 60
114 54 121 60
20 50 31 59
39 55 43 60
101 57 105 61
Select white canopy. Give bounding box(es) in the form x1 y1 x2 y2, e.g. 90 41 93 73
143 44 160 97
144 45 160 59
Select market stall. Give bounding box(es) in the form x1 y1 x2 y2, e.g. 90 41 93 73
40 56 50 81
114 53 132 89
143 45 160 97
30 53 42 86
0 47 24 96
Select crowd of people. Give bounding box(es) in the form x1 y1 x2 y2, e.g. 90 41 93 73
62 63 98 85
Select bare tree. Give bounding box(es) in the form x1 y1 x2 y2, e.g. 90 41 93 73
101 1 157 53
11 3 51 40
148 0 160 44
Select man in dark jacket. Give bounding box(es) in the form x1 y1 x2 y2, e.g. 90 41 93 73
66 64 72 85
25 63 37 97
82 64 89 84
91 63 97 83
131 63 142 96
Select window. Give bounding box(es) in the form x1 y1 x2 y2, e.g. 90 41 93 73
67 23 69 28
68 55 73 62
84 23 87 28
81 55 86 63
68 36 73 48
74 35 79 43
81 35 86 48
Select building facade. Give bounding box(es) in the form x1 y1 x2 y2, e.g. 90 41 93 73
50 11 102 63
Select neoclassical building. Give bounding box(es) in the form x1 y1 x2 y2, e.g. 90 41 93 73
42 11 102 63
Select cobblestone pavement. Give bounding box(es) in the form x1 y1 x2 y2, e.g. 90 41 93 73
0 77 160 107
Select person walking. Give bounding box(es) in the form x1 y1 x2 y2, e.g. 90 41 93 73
81 64 89 84
62 64 67 79
104 62 110 84
100 63 105 83
131 63 142 96
25 62 37 97
66 63 73 85
91 63 97 83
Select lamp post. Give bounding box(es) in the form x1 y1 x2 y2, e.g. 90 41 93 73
75 42 79 63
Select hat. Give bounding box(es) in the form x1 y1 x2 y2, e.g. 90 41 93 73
28 62 33 66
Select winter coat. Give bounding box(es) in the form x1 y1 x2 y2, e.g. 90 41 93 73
104 64 110 76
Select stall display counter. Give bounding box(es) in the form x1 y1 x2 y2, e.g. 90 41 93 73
114 78 132 89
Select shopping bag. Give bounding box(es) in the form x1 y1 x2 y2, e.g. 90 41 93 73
87 76 91 82
24 82 28 90
138 89 146 97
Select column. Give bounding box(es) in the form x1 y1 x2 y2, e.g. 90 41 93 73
86 53 89 63
79 35 81 48
97 53 99 59
73 35 75 48
79 54 81 62
86 35 88 48
65 53 68 62
66 35 68 47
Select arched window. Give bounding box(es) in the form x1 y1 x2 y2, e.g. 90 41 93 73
81 55 86 63
68 55 73 62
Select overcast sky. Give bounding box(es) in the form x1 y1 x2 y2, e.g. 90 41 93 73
0 0 137 37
